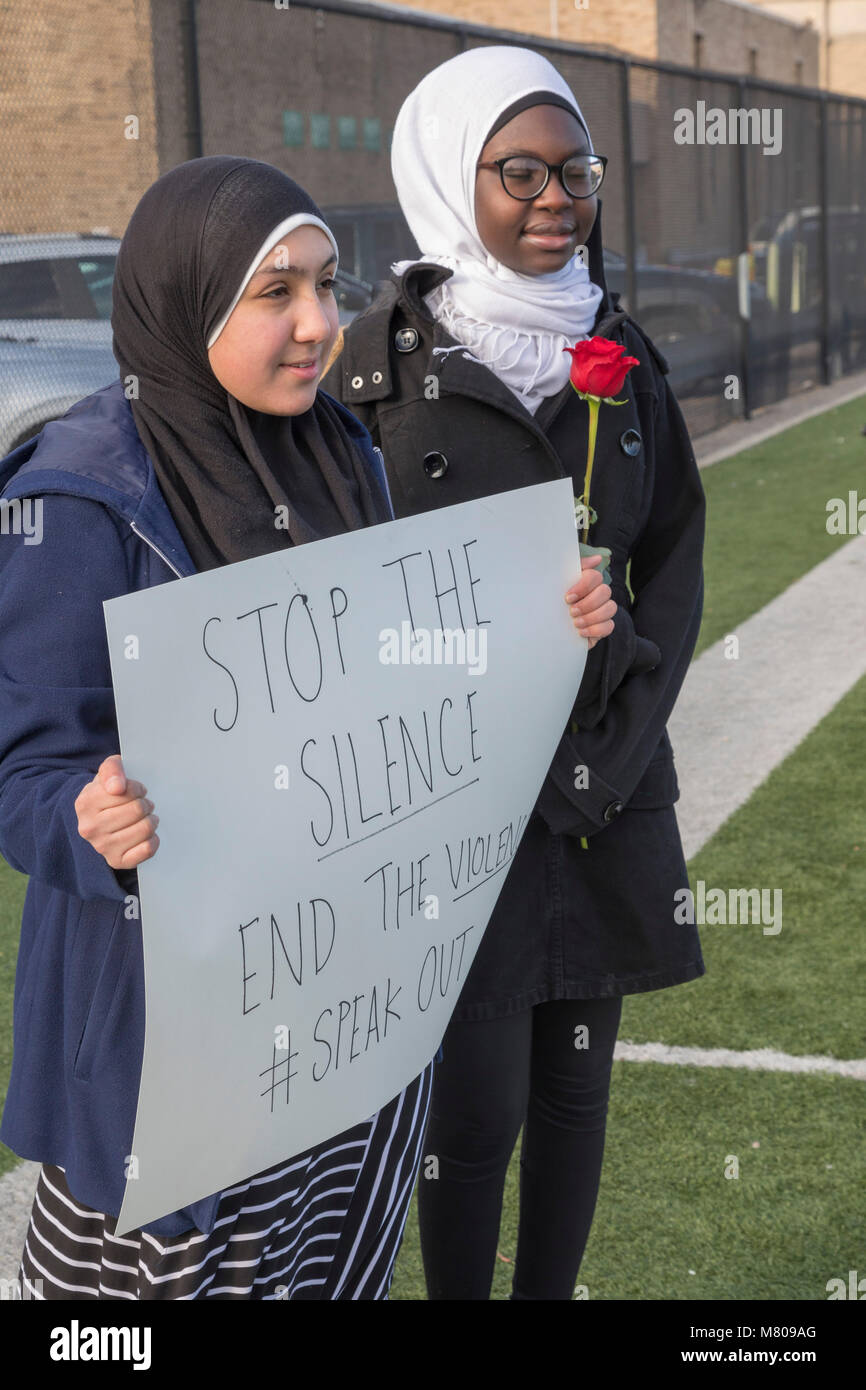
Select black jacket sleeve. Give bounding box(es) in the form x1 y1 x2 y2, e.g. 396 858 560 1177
534 371 705 837
569 583 662 727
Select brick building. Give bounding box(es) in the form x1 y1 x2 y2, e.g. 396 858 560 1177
748 0 866 98
383 0 821 85
0 1 160 235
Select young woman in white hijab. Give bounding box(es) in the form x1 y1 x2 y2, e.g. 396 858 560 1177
325 45 706 1301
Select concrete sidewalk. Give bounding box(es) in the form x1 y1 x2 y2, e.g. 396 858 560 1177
670 532 866 862
0 1159 40 1284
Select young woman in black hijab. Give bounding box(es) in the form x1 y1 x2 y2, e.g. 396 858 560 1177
0 156 446 1299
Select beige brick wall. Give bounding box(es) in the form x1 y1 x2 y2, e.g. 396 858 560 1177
388 0 661 55
830 36 866 101
389 0 820 83
660 0 819 81
191 0 459 210
0 0 160 236
748 0 866 96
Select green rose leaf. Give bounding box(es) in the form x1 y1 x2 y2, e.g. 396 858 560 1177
578 540 612 588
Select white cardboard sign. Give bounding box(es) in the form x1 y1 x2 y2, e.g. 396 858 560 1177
103 478 585 1235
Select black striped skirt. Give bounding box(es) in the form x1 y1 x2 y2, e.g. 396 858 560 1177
17 1061 433 1300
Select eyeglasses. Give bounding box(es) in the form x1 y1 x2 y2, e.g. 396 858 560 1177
476 154 608 201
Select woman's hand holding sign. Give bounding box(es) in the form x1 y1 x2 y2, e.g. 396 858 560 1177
75 754 160 869
565 552 616 649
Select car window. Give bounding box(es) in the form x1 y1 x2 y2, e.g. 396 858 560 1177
334 277 370 312
76 257 116 318
0 259 63 318
640 297 723 343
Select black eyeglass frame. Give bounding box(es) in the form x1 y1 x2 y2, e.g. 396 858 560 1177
476 153 608 200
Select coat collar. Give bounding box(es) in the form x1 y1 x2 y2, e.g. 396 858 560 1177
338 198 624 423
0 380 198 577
2 378 154 512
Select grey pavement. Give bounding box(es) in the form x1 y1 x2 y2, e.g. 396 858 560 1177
669 531 866 862
0 1160 40 1285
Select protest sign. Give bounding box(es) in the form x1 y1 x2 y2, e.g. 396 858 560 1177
103 477 586 1235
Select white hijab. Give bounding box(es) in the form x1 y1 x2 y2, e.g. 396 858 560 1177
391 45 604 415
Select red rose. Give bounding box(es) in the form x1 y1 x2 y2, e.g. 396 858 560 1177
563 337 640 399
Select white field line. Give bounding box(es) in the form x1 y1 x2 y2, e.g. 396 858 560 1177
615 1041 866 1079
668 532 866 862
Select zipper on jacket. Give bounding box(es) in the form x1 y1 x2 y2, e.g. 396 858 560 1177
129 519 184 579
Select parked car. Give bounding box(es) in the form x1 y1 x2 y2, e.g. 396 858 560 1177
0 234 121 453
602 248 742 396
752 205 866 377
0 234 374 454
322 203 419 286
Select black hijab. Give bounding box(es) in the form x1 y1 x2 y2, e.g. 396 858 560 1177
111 156 391 572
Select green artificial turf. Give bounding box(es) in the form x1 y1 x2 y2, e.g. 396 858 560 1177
391 1065 863 1301
694 393 866 657
618 670 866 1058
0 856 25 1175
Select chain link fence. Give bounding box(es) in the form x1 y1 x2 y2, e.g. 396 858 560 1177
2 0 864 447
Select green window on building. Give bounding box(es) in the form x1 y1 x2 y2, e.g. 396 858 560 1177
281 110 304 147
337 116 357 150
310 114 330 149
362 117 381 152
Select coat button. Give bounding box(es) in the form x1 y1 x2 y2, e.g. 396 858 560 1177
351 374 364 390
423 451 449 478
603 800 624 822
371 370 383 384
619 428 642 456
395 327 419 352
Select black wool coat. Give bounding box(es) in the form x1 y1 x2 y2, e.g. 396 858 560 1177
322 202 707 1015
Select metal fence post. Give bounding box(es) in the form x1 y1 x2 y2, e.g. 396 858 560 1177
620 58 637 317
181 0 204 161
736 77 752 420
818 93 831 384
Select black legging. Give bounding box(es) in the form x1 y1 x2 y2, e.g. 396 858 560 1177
417 995 623 1300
